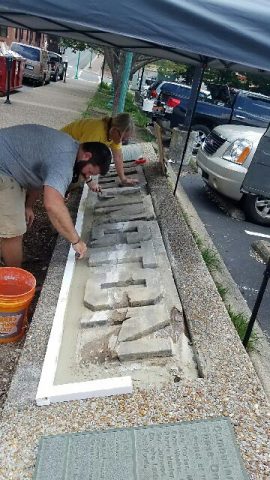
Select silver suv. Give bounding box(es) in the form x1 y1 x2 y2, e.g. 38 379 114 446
48 52 64 82
10 42 51 86
196 124 270 225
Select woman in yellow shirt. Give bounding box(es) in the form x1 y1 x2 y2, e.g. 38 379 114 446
61 113 138 191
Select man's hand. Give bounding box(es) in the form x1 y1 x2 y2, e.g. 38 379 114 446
89 181 102 193
120 176 139 186
25 206 35 229
72 240 87 259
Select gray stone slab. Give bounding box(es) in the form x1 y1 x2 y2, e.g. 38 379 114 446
33 418 249 480
34 418 249 480
80 308 128 328
118 304 169 342
99 170 145 189
96 192 143 208
104 166 140 178
90 221 152 247
89 240 157 268
97 185 142 196
117 337 172 361
84 270 163 311
93 197 155 224
80 311 112 327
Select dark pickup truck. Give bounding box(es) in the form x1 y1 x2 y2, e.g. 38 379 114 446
170 86 270 146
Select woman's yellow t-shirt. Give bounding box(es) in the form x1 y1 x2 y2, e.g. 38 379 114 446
61 118 121 151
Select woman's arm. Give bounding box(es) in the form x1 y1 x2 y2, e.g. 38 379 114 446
113 149 139 185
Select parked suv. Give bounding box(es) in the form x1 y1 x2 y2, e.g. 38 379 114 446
10 42 50 86
147 80 180 99
196 124 270 225
48 52 64 82
171 87 270 150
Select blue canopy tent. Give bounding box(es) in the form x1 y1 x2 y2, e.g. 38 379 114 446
0 0 270 344
0 0 270 184
0 0 269 72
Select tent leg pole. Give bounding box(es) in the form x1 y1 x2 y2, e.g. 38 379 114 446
138 66 145 92
173 63 206 195
116 52 133 113
242 258 270 348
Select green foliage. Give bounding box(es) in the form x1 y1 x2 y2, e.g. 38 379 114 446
100 82 111 92
84 84 149 129
60 37 103 55
60 38 90 52
83 83 112 116
203 68 242 88
227 307 259 352
157 60 187 81
193 233 203 249
139 129 155 142
124 92 149 128
201 248 220 272
216 283 228 301
124 92 138 113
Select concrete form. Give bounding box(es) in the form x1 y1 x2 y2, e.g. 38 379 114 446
36 161 193 405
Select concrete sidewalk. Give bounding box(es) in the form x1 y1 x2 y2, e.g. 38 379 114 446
0 78 95 129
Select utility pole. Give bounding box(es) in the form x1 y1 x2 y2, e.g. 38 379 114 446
74 51 81 80
89 49 93 69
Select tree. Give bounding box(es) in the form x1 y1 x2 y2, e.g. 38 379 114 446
156 59 187 81
61 38 156 112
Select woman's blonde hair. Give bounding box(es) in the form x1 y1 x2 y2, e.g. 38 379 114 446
104 113 135 136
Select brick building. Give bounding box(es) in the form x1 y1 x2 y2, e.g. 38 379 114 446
0 25 60 52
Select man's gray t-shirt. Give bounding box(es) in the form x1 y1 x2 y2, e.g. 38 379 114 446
0 124 79 196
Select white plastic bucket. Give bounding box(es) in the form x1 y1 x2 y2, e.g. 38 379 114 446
142 98 155 112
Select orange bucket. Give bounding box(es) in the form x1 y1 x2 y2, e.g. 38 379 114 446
0 267 36 344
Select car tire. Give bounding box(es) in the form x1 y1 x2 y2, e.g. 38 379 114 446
242 194 270 226
59 71 64 80
38 74 46 87
52 70 58 82
191 124 211 153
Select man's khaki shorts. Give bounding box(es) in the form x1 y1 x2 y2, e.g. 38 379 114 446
0 174 26 238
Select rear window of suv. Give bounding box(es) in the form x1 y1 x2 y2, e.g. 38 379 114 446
161 83 191 97
49 53 62 63
11 43 40 62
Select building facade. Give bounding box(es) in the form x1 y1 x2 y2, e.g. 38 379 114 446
0 25 60 52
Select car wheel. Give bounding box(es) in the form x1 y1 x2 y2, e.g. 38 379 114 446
39 75 46 86
52 70 58 82
191 124 210 153
242 194 270 226
59 71 64 80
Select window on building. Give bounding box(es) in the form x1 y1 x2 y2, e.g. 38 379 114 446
29 30 33 44
0 25 8 37
26 30 29 42
19 28 24 41
15 28 19 40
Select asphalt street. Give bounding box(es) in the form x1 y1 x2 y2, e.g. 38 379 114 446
180 172 270 337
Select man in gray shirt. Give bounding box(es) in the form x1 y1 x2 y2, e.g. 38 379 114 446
0 124 111 267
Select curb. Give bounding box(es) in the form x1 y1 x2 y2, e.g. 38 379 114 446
252 239 270 263
167 164 270 399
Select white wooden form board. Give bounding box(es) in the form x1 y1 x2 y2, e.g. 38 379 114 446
36 185 132 406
